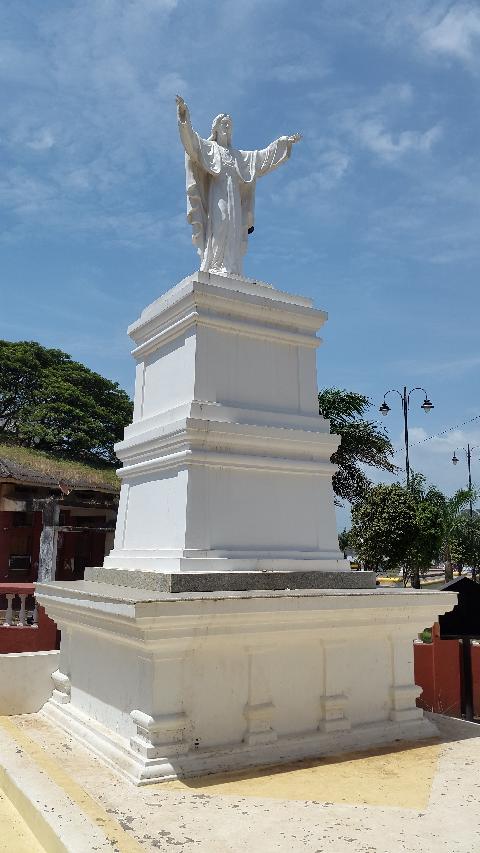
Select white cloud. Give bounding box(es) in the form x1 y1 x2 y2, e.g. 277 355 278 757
0 0 189 242
0 40 47 83
416 3 480 63
316 1 480 72
333 83 442 163
362 176 480 265
0 169 56 215
26 128 56 151
394 355 480 379
268 61 329 84
379 423 480 499
355 119 441 161
280 148 350 206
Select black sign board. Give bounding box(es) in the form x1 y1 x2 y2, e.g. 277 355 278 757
439 576 480 722
439 576 480 640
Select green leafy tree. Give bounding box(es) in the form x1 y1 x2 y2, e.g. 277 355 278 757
404 475 445 588
318 389 395 504
450 511 480 581
435 489 477 582
0 340 133 464
350 483 418 573
350 477 445 586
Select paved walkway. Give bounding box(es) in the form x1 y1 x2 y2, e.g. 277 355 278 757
0 786 43 852
0 713 479 852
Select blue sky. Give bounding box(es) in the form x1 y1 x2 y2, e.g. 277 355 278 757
1 0 479 526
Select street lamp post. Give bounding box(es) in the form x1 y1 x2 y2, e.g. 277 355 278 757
452 444 477 582
379 386 434 488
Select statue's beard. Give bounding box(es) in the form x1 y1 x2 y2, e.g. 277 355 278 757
216 132 231 147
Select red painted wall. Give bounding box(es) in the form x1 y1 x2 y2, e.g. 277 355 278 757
414 623 462 717
0 605 58 654
0 510 42 583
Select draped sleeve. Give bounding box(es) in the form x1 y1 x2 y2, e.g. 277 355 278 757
237 137 292 181
233 138 292 252
178 118 222 258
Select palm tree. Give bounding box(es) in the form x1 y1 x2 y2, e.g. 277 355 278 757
436 489 476 583
318 388 395 504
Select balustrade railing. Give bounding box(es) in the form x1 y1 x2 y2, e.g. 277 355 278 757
0 584 58 653
0 584 37 627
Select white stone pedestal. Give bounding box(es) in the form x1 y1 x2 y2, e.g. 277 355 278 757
101 270 345 577
36 271 457 785
35 581 456 785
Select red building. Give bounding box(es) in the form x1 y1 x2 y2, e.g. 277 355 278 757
0 450 118 585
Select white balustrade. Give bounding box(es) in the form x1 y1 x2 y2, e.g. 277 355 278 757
5 594 14 626
0 588 38 628
18 594 27 626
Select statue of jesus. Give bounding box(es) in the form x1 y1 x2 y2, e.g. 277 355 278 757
176 95 301 277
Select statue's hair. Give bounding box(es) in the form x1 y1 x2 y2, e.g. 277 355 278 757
209 113 232 142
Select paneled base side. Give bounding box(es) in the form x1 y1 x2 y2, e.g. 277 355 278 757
85 566 376 592
35 581 457 788
42 696 438 786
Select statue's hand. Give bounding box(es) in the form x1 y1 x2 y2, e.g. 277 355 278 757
287 133 302 145
176 94 188 122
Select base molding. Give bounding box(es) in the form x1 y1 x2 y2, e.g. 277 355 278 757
85 566 376 592
42 697 439 786
100 556 350 574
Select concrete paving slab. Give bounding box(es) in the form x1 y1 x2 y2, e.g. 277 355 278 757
0 713 479 852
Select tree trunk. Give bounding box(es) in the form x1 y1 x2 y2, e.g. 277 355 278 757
444 554 454 583
411 565 421 589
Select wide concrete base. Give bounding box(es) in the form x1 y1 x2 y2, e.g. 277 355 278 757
36 580 456 786
42 695 438 786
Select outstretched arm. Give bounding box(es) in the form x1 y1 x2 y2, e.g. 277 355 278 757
255 132 302 177
176 95 200 162
176 94 189 124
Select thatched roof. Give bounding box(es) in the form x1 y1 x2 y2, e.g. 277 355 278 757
0 443 119 494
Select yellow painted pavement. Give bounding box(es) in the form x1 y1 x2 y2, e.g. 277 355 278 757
0 716 145 853
0 787 44 853
0 713 442 853
165 739 441 809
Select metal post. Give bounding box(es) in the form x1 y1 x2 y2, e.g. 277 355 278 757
403 386 410 489
467 444 473 499
460 638 474 721
466 444 477 583
381 384 432 491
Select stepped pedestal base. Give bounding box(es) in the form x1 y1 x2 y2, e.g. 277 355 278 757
36 580 456 785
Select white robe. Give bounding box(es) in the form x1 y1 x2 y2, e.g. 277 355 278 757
179 118 292 275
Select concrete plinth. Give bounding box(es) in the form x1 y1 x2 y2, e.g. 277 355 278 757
35 580 456 785
103 271 346 575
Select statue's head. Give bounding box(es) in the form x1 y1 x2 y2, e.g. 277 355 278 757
209 114 233 146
